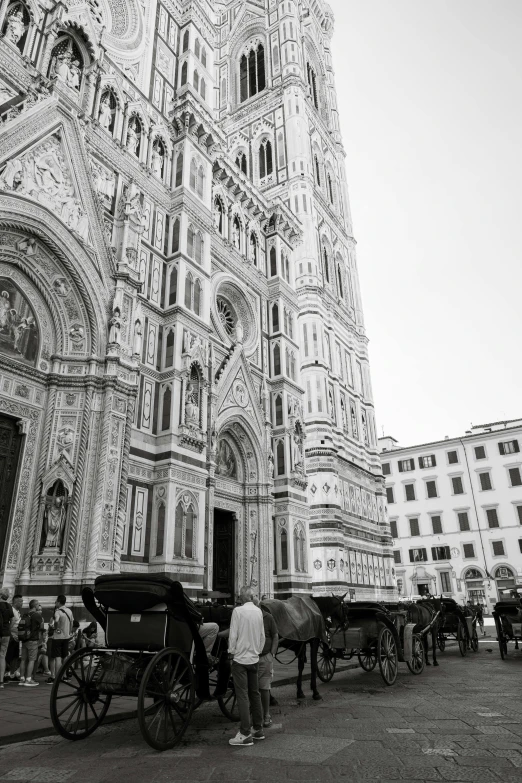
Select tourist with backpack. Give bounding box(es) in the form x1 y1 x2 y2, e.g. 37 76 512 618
0 587 14 688
50 595 74 682
18 599 43 687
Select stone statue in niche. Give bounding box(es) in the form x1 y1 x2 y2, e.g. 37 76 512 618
133 319 143 357
151 146 164 178
232 220 240 250
126 120 140 155
185 381 200 425
98 96 113 131
361 410 369 445
42 481 68 552
108 307 121 345
292 430 304 473
4 9 25 46
268 448 274 479
56 426 74 461
234 320 244 345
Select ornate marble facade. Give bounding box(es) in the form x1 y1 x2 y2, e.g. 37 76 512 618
0 0 394 606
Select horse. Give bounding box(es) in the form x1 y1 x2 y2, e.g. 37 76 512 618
262 593 347 701
393 597 443 666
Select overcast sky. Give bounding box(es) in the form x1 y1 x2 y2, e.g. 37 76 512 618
330 0 522 447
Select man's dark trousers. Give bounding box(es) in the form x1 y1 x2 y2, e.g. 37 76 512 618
232 660 263 736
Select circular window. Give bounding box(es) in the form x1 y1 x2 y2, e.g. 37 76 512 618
217 297 236 336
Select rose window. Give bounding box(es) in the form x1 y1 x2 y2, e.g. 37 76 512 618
217 298 236 336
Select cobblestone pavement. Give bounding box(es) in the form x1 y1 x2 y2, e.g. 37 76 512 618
0 641 520 783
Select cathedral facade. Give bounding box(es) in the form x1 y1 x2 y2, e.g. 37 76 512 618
0 0 395 607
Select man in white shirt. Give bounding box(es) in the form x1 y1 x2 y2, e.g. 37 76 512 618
228 585 265 747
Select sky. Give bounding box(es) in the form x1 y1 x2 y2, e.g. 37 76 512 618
329 0 522 447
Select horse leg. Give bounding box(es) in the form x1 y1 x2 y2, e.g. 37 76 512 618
432 627 439 666
297 645 305 699
423 633 431 666
311 639 322 701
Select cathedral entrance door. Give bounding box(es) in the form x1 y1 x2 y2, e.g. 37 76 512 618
0 415 23 566
213 509 235 599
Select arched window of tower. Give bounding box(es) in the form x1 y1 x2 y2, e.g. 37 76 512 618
182 29 189 53
235 151 248 176
161 386 172 431
201 48 207 68
269 246 277 277
276 441 285 476
275 394 283 426
172 218 180 253
181 62 188 86
323 247 330 284
165 328 175 367
306 62 319 110
240 43 266 102
272 303 279 332
194 279 202 316
175 153 183 187
200 79 206 101
273 343 281 376
184 272 193 309
193 70 199 91
195 38 200 59
337 263 344 300
168 266 177 306
280 527 288 570
259 139 273 182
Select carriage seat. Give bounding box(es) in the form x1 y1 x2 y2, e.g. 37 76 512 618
93 575 197 653
494 600 522 616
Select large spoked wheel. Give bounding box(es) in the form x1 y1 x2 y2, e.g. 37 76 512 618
358 646 377 672
217 676 240 721
437 631 446 652
498 634 508 660
406 634 425 675
50 648 112 740
457 623 468 657
138 647 195 751
317 641 337 682
471 628 479 653
377 625 398 686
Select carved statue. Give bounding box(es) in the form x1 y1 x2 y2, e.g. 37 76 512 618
56 426 74 459
210 425 217 453
126 121 139 155
350 404 359 439
4 9 25 47
43 495 67 550
232 220 240 249
185 382 200 425
133 319 143 357
0 157 23 190
292 431 304 472
268 448 274 479
234 321 244 345
151 147 164 178
108 307 121 345
98 96 113 131
361 410 369 445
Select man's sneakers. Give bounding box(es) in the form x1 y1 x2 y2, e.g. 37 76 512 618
252 728 265 740
18 677 26 686
24 679 39 687
263 717 272 728
229 731 253 747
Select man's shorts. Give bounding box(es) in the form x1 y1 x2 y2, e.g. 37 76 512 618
258 653 274 690
21 640 39 662
51 638 70 659
0 635 10 658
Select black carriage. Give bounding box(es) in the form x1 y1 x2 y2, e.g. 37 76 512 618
316 601 425 687
50 575 238 751
437 598 470 656
492 588 522 659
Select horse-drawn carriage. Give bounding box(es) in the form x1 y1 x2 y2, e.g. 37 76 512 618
315 601 427 687
50 575 238 751
492 588 522 659
437 598 471 656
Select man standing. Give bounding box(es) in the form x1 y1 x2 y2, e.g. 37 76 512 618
6 594 23 681
51 594 74 678
259 606 279 728
228 586 265 747
0 587 14 688
19 599 43 686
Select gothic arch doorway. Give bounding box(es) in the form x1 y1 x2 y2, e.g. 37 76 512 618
213 508 235 598
0 415 23 568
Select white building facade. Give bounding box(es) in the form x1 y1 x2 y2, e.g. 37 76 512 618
0 0 393 605
379 420 522 611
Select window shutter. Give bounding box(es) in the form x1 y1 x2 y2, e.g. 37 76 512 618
409 549 415 563
422 548 427 561
432 455 437 467
398 462 403 473
445 546 451 559
431 547 436 561
499 442 505 455
514 440 520 453
418 457 424 469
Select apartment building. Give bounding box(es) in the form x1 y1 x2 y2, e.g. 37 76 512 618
379 420 522 610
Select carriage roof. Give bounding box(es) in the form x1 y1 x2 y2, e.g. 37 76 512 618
91 574 199 619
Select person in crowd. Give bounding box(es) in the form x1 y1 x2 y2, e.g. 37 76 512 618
258 604 279 728
19 599 43 686
6 593 23 682
36 625 51 678
68 621 81 656
475 603 485 636
80 622 98 649
228 585 265 747
51 594 74 681
0 587 14 688
46 616 55 684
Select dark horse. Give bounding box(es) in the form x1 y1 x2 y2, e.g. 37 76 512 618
262 594 346 701
404 597 444 666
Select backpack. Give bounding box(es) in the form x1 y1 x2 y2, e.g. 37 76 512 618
18 613 32 642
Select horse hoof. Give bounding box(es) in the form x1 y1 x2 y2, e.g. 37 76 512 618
426 661 431 666
297 692 306 700
434 661 439 667
313 693 322 701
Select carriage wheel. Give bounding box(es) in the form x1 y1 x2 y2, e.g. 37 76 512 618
437 631 446 652
499 634 508 660
471 628 479 653
217 677 240 721
457 623 467 657
406 634 425 675
50 648 112 740
317 641 337 682
358 646 377 672
138 647 195 751
377 626 398 686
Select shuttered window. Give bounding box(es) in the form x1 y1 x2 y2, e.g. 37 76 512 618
492 540 505 556
389 520 398 539
409 548 427 563
452 476 464 495
409 518 420 536
474 446 486 460
405 484 416 502
479 472 492 491
509 467 522 487
419 455 436 469
486 508 499 528
386 487 395 504
426 480 438 498
432 545 450 561
447 450 459 464
517 506 522 525
499 440 520 455
458 512 470 532
431 515 442 534
463 543 475 558
393 550 401 564
398 459 414 472
382 463 391 476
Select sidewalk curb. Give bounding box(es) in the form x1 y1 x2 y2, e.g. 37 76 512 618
0 661 362 747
